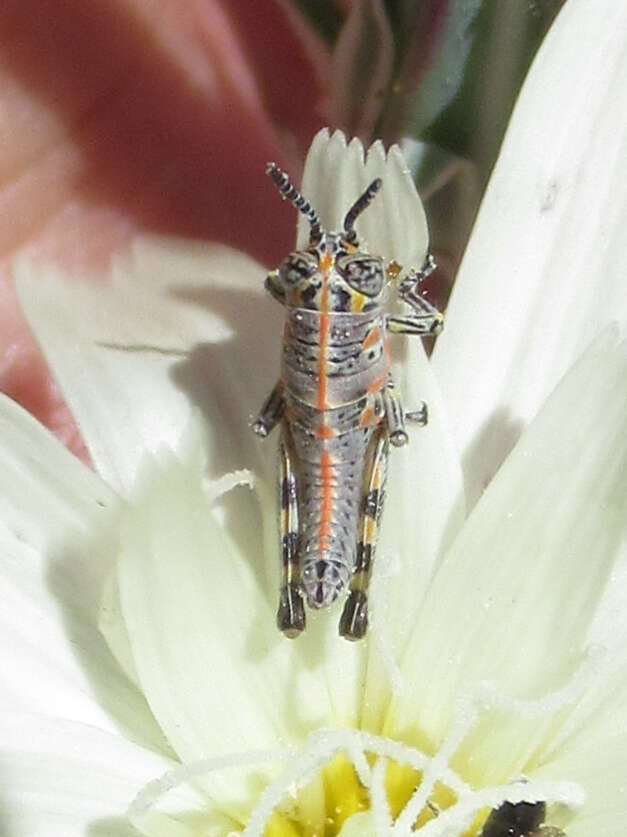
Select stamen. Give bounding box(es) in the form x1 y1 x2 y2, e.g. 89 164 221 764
392 652 599 835
370 758 393 836
473 645 603 720
411 780 584 837
241 729 471 837
347 745 372 789
129 713 586 836
128 747 291 828
392 699 479 835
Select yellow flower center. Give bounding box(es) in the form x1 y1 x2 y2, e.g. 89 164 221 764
129 729 582 836
263 754 487 837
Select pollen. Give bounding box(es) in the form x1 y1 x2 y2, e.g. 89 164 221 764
259 752 492 837
322 755 369 832
129 720 583 837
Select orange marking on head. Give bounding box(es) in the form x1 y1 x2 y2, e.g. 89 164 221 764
362 328 380 350
320 252 333 273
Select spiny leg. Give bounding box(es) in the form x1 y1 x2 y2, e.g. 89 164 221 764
276 425 305 637
339 428 389 641
386 255 444 336
252 381 285 438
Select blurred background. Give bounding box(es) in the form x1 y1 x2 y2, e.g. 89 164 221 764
0 0 564 447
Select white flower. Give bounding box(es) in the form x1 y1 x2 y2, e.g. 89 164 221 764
1 1 626 836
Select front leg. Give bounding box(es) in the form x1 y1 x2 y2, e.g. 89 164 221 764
386 254 444 336
251 380 285 438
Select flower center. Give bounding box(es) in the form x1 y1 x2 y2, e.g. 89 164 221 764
129 658 598 837
244 730 578 837
129 729 581 837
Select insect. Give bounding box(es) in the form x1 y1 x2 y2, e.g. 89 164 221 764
253 162 443 640
480 801 566 837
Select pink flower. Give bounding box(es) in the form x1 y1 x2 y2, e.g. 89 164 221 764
0 0 324 451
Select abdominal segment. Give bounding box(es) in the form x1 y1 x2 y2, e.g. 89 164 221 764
287 396 381 609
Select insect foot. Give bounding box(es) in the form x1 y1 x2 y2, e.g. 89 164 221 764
251 419 269 438
338 590 369 641
276 583 306 638
406 401 429 426
390 429 409 447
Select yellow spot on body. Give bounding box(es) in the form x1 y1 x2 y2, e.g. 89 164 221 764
363 517 376 543
386 260 402 282
351 293 366 313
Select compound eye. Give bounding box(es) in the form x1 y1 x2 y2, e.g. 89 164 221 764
279 252 318 284
336 256 384 297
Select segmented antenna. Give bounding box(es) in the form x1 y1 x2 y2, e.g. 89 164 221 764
343 178 382 243
266 163 322 244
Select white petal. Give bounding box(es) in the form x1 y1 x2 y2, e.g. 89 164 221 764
298 129 429 270
433 0 627 505
117 435 368 763
16 239 278 496
0 392 113 551
361 338 465 731
386 331 627 782
0 394 170 751
533 653 627 788
129 757 287 836
531 729 627 837
0 713 173 837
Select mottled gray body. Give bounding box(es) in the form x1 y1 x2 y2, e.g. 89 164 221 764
281 307 389 605
253 163 443 639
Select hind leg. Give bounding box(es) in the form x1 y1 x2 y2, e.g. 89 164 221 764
339 428 389 641
276 425 305 638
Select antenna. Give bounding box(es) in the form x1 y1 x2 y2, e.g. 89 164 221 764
266 163 322 244
343 178 382 243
